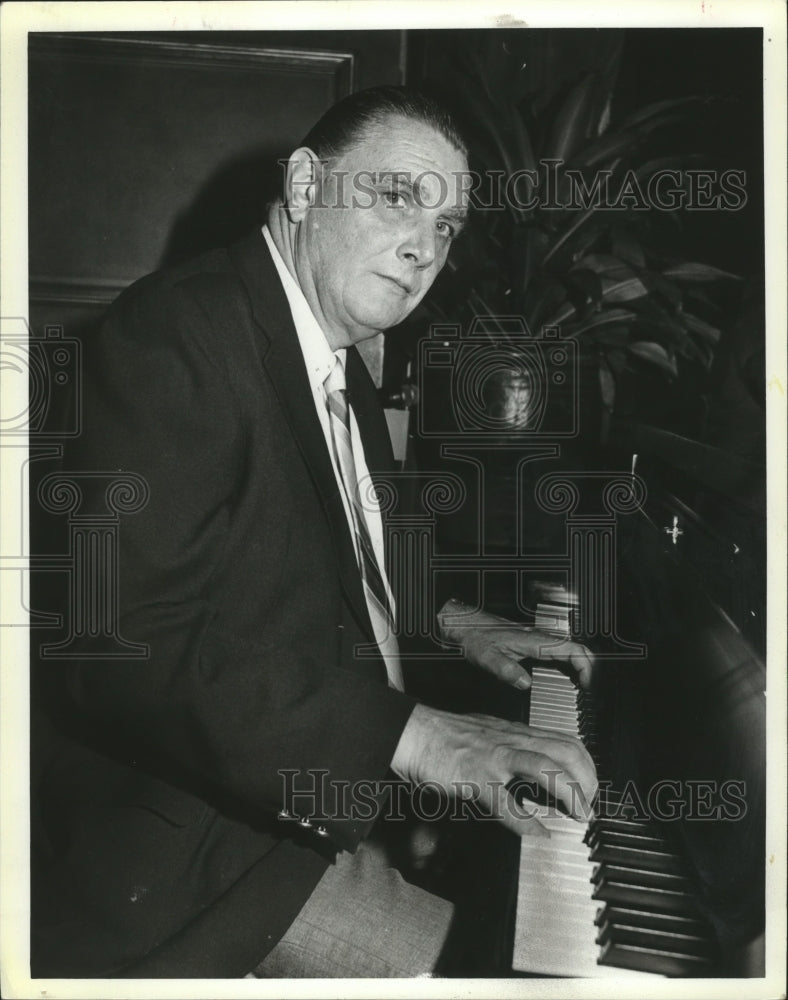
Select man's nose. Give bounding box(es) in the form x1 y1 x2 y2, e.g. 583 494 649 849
397 220 436 269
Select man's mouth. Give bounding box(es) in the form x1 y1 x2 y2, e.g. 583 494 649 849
378 274 414 295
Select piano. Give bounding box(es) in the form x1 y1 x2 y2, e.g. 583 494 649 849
402 427 766 979
511 453 767 979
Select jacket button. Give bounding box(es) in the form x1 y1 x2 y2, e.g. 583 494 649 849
315 825 329 837
277 809 292 820
297 817 313 829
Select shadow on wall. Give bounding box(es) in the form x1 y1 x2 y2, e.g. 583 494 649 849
159 147 290 269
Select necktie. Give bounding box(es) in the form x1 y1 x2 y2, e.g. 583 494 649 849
324 357 404 691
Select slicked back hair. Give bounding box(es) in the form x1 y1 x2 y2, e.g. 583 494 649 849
298 85 468 162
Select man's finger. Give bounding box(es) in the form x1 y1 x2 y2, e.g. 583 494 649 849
475 783 550 839
537 636 595 688
503 628 594 671
500 798 551 839
505 732 598 809
486 651 532 690
507 749 596 820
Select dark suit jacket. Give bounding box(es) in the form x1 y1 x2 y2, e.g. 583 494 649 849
31 230 417 977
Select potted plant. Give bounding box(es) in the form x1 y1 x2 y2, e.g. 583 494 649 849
410 34 742 449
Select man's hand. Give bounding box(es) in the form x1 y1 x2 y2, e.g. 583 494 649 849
438 599 594 691
391 704 597 839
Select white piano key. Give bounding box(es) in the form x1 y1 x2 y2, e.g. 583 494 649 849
514 664 662 978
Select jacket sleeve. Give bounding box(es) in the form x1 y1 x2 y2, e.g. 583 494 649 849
49 271 416 851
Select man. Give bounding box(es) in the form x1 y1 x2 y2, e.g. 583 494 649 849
31 86 596 978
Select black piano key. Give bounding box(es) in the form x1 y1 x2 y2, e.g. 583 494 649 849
594 905 709 938
589 842 687 875
592 864 694 893
590 816 656 836
598 940 713 977
592 875 699 914
588 828 668 852
596 918 715 958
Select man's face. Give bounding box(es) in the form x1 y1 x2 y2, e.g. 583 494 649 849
294 115 469 347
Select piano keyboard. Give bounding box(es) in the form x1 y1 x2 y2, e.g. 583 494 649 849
513 664 717 977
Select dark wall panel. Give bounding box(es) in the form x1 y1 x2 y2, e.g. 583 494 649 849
29 35 355 283
28 29 404 387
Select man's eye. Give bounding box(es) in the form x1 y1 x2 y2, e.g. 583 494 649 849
382 190 406 208
437 220 456 239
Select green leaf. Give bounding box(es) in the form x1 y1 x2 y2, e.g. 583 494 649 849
602 276 649 303
576 253 637 278
607 347 628 374
541 204 598 266
671 328 714 368
617 96 699 131
571 106 695 170
569 227 604 263
570 308 637 337
682 311 722 344
629 314 692 348
684 285 723 312
627 340 678 377
566 268 603 308
571 129 641 170
674 335 702 361
546 72 599 162
638 270 683 310
663 262 741 282
598 355 616 410
542 300 578 328
451 77 520 187
509 101 538 176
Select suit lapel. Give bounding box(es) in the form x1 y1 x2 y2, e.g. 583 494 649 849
227 230 378 645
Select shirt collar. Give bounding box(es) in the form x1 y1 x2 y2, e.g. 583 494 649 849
262 224 345 392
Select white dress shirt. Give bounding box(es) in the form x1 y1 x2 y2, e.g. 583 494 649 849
261 225 397 619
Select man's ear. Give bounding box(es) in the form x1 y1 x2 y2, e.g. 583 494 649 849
284 147 321 221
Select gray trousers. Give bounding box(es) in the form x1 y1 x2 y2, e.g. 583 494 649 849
248 839 455 978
